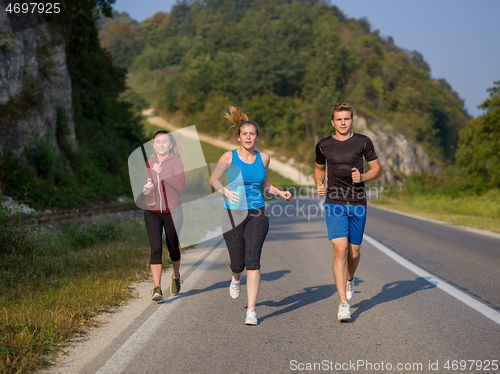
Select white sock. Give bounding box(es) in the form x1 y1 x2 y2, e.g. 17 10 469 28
232 276 240 283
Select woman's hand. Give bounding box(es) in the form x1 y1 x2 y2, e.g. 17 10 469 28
280 190 292 201
153 163 162 174
225 188 241 205
143 186 151 195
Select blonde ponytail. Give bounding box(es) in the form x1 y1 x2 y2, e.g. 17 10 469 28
224 106 248 129
224 106 259 136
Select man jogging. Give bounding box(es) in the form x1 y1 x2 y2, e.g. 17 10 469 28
314 102 380 322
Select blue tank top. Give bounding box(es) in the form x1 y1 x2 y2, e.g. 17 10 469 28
223 150 266 210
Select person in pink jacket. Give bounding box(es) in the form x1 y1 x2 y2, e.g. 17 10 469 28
143 130 186 301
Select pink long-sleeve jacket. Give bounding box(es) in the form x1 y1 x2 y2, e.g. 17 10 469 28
144 153 186 214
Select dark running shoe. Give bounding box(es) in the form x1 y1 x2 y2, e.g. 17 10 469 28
151 286 163 301
171 275 182 295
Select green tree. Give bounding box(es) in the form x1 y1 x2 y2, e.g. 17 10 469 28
100 0 470 164
455 81 500 190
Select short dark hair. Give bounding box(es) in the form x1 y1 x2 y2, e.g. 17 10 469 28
331 102 354 120
153 130 169 139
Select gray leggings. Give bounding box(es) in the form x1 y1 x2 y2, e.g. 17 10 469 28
222 206 269 273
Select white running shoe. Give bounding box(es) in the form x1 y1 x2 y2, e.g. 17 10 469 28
337 301 351 322
346 278 355 301
229 277 241 299
245 308 258 325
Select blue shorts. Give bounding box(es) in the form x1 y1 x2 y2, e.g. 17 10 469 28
324 203 367 245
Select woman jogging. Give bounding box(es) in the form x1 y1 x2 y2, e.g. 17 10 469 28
210 107 291 325
143 130 186 301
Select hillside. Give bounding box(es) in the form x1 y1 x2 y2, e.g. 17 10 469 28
0 0 144 209
100 0 469 180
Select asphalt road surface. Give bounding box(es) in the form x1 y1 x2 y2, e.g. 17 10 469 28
70 199 500 374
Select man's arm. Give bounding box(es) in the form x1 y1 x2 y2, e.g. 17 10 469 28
314 162 326 196
351 159 380 183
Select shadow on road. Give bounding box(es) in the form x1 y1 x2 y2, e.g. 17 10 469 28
158 269 291 304
350 277 436 322
256 284 336 322
261 269 291 282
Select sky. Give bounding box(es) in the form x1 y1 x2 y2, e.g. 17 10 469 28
112 0 500 118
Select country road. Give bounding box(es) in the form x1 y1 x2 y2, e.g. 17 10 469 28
41 200 500 374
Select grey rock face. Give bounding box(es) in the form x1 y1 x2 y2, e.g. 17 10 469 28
354 115 430 184
0 7 76 159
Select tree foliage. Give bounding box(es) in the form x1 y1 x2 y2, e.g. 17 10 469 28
455 81 500 190
1 0 145 209
101 0 469 163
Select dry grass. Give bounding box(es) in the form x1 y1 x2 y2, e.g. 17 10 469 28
0 216 158 373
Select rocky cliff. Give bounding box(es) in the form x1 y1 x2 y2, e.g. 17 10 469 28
0 7 76 159
353 115 430 185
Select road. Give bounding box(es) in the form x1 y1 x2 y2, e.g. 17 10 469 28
43 200 500 374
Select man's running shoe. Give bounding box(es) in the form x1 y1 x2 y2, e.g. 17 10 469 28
337 301 351 322
245 308 258 325
229 277 241 299
346 278 355 301
171 275 181 295
151 286 163 301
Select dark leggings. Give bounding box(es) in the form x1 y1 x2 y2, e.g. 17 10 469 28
144 208 183 265
222 206 269 273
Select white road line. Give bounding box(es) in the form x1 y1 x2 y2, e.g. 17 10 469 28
364 234 500 325
96 243 226 374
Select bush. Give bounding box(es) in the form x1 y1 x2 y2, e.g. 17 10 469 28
0 203 37 256
25 135 58 177
59 222 119 250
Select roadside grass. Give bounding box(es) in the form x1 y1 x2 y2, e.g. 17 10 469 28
370 189 500 234
0 216 157 374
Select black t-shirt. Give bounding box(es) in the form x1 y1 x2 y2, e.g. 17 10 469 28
315 133 378 205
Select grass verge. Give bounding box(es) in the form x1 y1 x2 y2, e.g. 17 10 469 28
0 213 159 374
369 189 500 234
